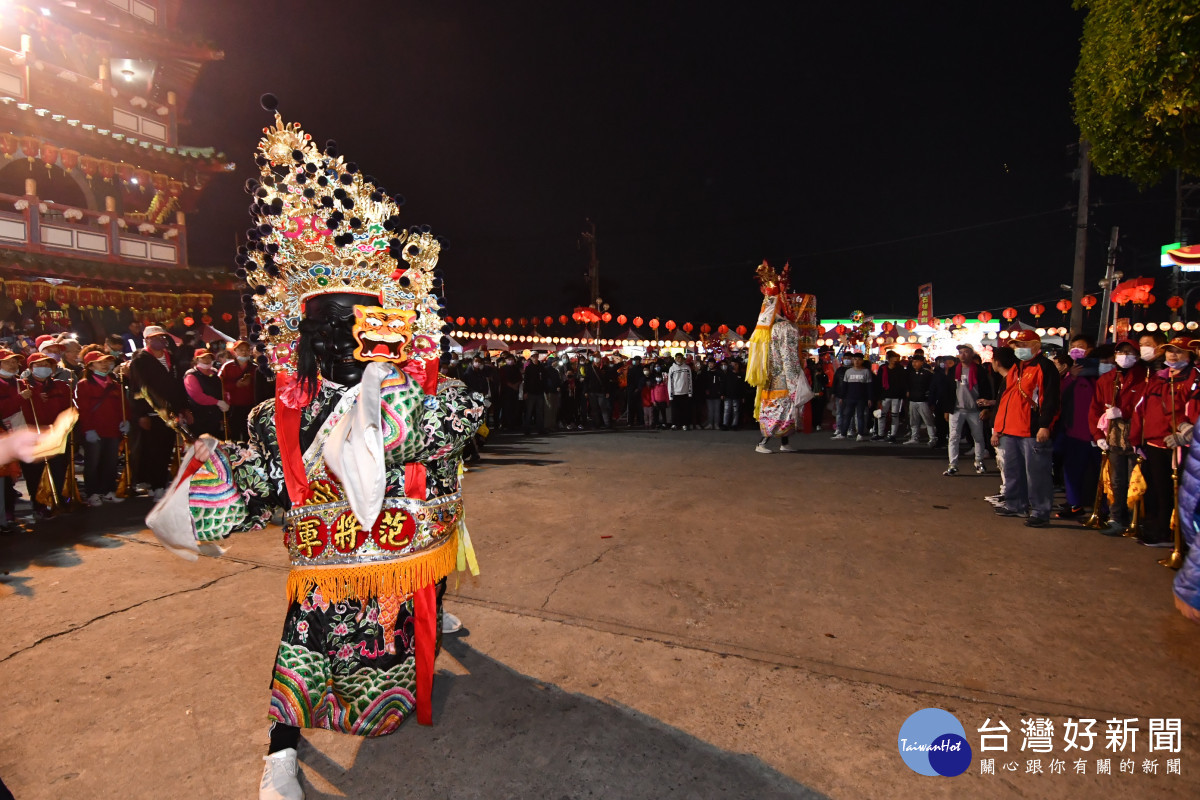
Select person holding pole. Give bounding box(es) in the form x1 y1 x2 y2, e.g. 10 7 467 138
18 352 72 519
183 349 228 439
75 349 129 506
220 340 257 442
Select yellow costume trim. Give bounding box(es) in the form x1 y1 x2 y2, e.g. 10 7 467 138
284 529 459 604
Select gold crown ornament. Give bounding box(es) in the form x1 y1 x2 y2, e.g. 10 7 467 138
236 94 444 373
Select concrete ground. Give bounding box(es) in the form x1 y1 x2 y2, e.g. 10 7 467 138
0 428 1198 799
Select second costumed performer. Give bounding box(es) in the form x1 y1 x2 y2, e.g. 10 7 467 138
745 261 813 453
147 96 487 800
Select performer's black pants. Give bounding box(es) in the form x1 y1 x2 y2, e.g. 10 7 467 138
135 416 175 490
227 404 252 442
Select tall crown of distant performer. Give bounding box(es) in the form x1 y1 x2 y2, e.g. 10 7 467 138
236 94 443 373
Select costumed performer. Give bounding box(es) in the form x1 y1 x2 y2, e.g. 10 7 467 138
744 261 814 453
146 97 487 800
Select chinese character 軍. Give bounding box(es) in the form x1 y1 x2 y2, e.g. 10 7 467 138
1106 718 1139 753
1148 719 1181 753
1063 718 1097 752
1142 759 1158 775
1097 759 1111 775
1026 760 1043 774
980 759 995 776
1073 759 1087 775
1049 758 1066 775
1167 758 1181 775
1022 718 1056 753
979 718 1012 752
1120 758 1135 774
294 517 325 558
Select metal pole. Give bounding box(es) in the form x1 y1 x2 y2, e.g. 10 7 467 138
1097 226 1120 343
1070 142 1090 336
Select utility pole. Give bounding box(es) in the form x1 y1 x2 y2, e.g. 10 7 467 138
1097 226 1120 343
579 218 599 306
1069 141 1089 336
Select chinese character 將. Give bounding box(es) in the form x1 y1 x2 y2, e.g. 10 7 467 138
1120 758 1135 774
980 759 995 776
979 718 1012 752
294 517 324 558
1073 759 1087 775
1148 719 1181 753
1022 718 1056 753
1049 758 1066 775
1142 759 1158 775
333 512 362 551
1063 718 1097 752
1097 759 1111 775
1026 760 1043 774
1106 718 1139 753
1167 758 1181 775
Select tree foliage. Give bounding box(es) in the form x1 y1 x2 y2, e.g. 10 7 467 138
1073 1 1200 187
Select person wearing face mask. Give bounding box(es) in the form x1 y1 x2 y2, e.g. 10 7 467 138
75 349 130 506
1132 337 1200 548
0 350 26 532
126 325 189 501
830 353 852 434
1138 330 1167 366
104 334 128 364
18 351 72 518
992 330 1061 527
582 354 611 428
521 351 546 435
499 355 522 431
542 354 563 431
1088 340 1150 535
625 355 645 428
1054 343 1106 519
937 344 994 474
184 349 229 439
219 341 257 443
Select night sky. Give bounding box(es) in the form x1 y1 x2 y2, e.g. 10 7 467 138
178 1 1178 327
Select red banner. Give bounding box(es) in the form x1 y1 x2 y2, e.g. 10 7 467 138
917 283 934 326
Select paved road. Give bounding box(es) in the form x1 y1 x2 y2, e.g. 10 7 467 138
0 428 1197 799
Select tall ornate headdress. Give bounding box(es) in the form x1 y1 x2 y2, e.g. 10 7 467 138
236 94 443 374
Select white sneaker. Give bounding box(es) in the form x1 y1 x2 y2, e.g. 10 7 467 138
855 434 865 442
831 433 846 440
151 488 165 501
681 425 689 431
85 494 103 508
779 444 797 452
102 492 124 504
755 444 772 454
260 748 303 800
904 438 920 445
442 611 463 634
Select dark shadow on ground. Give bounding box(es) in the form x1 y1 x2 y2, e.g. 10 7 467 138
298 636 825 800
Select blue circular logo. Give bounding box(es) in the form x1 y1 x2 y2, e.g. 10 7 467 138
897 708 972 776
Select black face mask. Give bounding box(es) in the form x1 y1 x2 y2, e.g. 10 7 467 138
302 292 375 387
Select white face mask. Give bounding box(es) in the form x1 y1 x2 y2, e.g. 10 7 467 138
1014 348 1035 362
1115 353 1138 369
196 362 214 372
31 366 52 380
0 369 13 379
1140 345 1157 361
236 355 250 364
1098 362 1115 375
1167 359 1189 371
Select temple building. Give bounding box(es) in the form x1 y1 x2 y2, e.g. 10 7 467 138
0 0 233 341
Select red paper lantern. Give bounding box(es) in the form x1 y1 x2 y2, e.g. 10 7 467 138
1081 294 1097 310
881 321 894 333
444 315 455 324
633 316 644 327
817 326 826 337
544 316 553 326
201 315 213 325
978 310 993 323
735 325 747 337
18 136 39 161
904 319 916 330
518 317 528 327
465 317 475 327
456 316 466 326
0 134 17 159
952 314 966 326
649 318 660 330
1055 299 1072 314
682 322 693 333
1167 295 1184 311
98 160 116 182
222 312 233 322
1143 294 1156 308
59 148 79 171
504 317 513 328
1029 303 1045 318
558 315 568 325
835 324 847 335
1002 307 1018 321
40 143 59 166
617 314 627 326
700 323 711 334
602 312 612 323
718 324 729 334
665 320 676 331
183 316 195 327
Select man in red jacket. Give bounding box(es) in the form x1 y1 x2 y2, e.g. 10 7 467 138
1088 339 1149 535
19 352 73 518
991 330 1061 527
75 350 130 506
1133 337 1200 547
219 340 257 442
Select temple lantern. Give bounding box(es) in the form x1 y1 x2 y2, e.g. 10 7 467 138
717 324 729 334
544 316 553 326
504 318 513 328
978 310 993 323
952 314 966 326
59 149 79 171
456 316 466 326
98 160 116 183
1081 294 1097 311
19 136 39 163
5 279 30 309
0 134 18 159
30 282 54 307
1055 299 1072 314
558 315 568 325
617 314 627 325
648 318 660 330
117 163 135 186
1002 307 1018 321
152 173 170 192
700 323 711 334
904 319 916 330
633 316 644 327
1166 295 1184 312
683 322 693 333
665 320 676 331
1029 303 1045 318
736 325 748 337
54 285 78 308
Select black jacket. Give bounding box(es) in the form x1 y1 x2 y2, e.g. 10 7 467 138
907 366 933 402
127 349 187 419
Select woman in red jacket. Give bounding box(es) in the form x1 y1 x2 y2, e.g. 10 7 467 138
218 340 257 442
19 351 72 518
0 349 25 532
75 350 129 506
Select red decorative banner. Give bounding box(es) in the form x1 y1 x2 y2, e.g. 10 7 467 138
917 283 934 327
